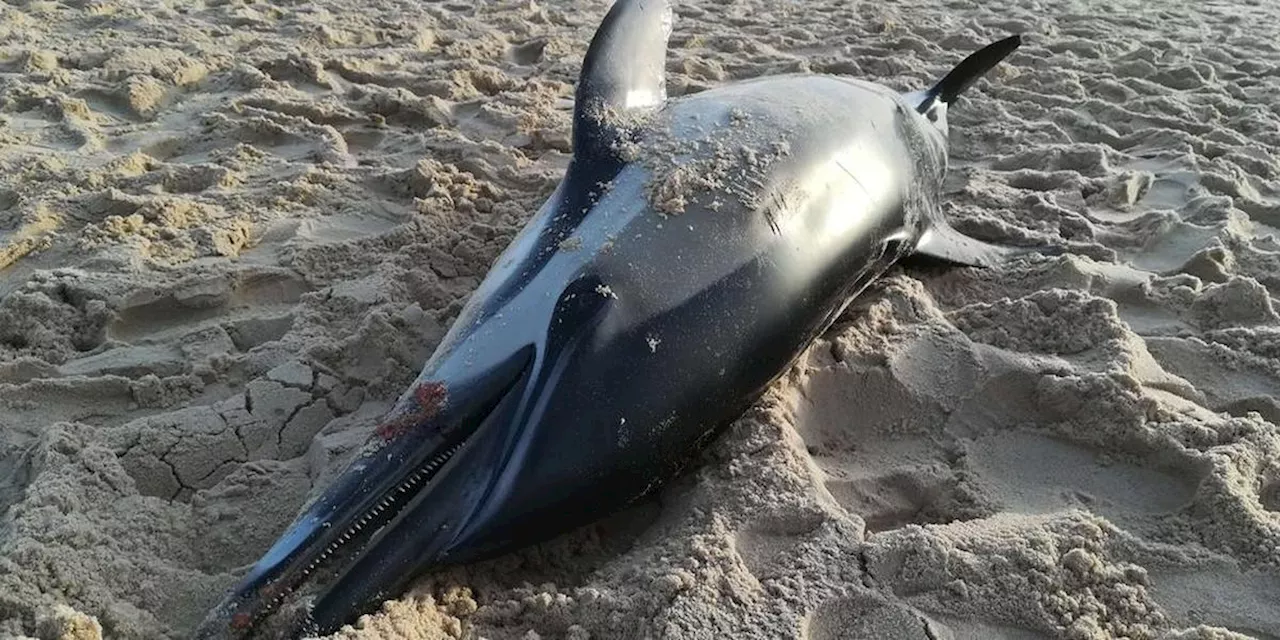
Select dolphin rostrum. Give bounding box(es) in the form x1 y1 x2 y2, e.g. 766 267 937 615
196 0 1038 636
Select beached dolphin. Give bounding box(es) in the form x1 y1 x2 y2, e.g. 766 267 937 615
195 0 1038 636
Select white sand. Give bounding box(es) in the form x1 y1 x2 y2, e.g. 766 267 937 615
1 0 1279 638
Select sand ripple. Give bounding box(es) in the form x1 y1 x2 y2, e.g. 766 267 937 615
1 0 1279 638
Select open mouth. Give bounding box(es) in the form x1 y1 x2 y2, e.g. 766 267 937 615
226 349 536 635
237 432 474 632
283 438 469 604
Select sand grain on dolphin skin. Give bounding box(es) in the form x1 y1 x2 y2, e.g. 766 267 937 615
194 0 1044 637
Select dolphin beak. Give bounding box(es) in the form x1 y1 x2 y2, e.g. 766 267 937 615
193 345 536 639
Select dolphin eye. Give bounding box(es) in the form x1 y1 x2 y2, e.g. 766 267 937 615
927 109 939 123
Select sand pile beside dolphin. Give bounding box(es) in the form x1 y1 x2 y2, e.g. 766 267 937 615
0 0 1279 639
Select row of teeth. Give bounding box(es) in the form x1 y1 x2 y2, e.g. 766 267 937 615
262 441 466 611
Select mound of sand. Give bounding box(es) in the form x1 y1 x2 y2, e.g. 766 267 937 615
1 0 1278 639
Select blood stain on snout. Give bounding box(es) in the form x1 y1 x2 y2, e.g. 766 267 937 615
375 381 449 441
230 613 252 630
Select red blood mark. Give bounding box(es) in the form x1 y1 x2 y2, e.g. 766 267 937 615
414 381 448 412
375 381 449 441
230 613 252 630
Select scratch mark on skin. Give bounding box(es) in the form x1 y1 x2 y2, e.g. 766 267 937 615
374 381 448 441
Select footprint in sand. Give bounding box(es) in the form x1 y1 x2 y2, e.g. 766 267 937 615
791 343 987 535
803 593 932 640
732 510 826 579
783 325 1248 638
107 269 307 344
800 313 1208 525
803 589 1055 640
964 431 1201 536
1148 562 1280 640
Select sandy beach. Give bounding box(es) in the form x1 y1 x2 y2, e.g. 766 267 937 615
1 0 1279 638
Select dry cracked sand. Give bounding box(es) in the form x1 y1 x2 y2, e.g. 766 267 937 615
1 0 1279 638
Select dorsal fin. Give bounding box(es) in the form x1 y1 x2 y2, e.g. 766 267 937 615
572 0 673 161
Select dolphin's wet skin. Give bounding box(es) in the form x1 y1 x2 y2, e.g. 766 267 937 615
194 1 1046 637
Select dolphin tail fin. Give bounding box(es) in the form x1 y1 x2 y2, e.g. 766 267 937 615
903 34 1050 269
907 35 1021 122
